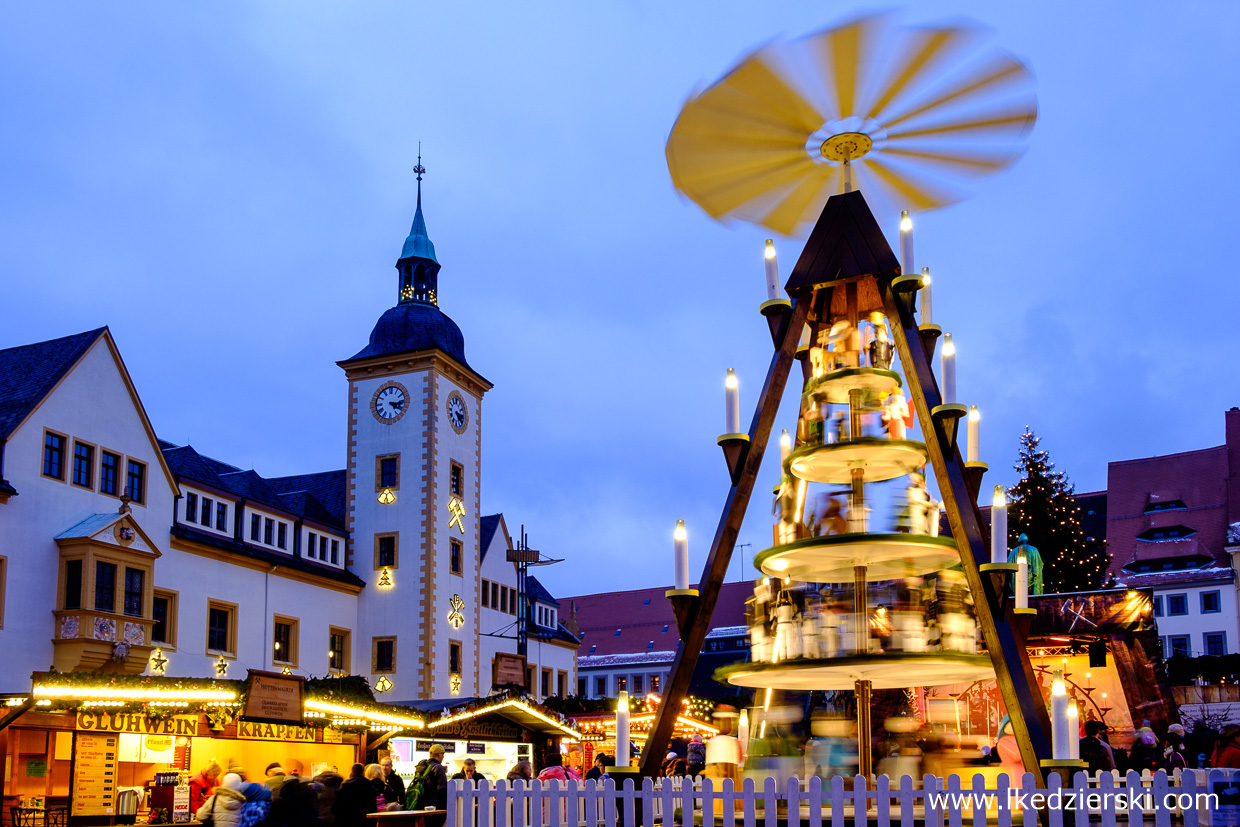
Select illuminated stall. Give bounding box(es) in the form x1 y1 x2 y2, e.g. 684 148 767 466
0 671 425 821
390 694 581 779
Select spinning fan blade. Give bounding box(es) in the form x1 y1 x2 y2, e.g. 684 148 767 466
681 154 820 219
882 57 1030 131
758 165 842 236
865 27 973 120
886 102 1037 141
880 146 1021 174
818 17 870 121
665 14 1038 234
863 157 959 211
715 55 827 133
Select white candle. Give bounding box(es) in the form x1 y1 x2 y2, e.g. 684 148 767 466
940 334 956 404
967 406 980 462
991 486 1008 564
1050 672 1070 760
1016 553 1029 609
738 709 750 761
1067 703 1080 759
779 429 791 465
899 211 914 275
920 266 933 326
725 368 740 434
673 520 689 591
764 239 780 301
615 690 630 766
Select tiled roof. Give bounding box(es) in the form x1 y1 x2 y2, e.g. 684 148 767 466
277 490 344 532
267 470 347 525
217 470 292 515
0 328 104 441
564 581 752 658
164 445 346 530
480 514 501 563
55 512 121 539
526 575 559 607
172 524 365 587
1115 566 1235 588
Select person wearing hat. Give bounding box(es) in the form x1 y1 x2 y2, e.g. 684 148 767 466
423 745 449 827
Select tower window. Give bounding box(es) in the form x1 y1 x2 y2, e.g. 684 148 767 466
450 539 463 575
376 454 400 491
373 637 396 673
376 535 397 569
481 579 490 607
43 432 66 480
500 587 508 614
450 462 464 497
449 640 462 674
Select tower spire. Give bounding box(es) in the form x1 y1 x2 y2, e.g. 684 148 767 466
398 146 440 305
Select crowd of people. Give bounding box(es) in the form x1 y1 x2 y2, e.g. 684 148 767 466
1075 718 1240 773
748 571 979 664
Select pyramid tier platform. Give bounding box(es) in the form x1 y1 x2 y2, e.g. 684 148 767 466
787 438 928 484
806 367 902 405
716 652 994 691
756 533 959 582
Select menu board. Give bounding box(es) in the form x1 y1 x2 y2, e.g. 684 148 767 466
73 732 119 816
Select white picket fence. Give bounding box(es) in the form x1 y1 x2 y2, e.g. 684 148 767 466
448 770 1240 827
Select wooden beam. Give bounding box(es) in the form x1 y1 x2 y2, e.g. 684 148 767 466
638 296 809 776
881 279 1054 776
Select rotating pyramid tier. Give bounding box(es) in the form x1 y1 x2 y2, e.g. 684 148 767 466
716 652 994 691
805 367 901 405
756 533 959 582
787 437 927 484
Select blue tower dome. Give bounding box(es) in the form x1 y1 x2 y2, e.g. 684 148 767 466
348 302 469 366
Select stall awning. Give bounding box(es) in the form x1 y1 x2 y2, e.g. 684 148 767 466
409 695 582 739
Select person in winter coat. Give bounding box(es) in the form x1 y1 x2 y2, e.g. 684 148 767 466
1079 721 1116 773
238 781 273 827
380 758 406 809
364 764 386 808
190 760 222 813
268 777 319 827
506 760 533 781
196 773 247 827
423 745 449 827
313 770 344 826
687 737 706 777
333 764 378 827
536 752 582 784
1212 725 1240 768
450 759 486 782
584 755 607 782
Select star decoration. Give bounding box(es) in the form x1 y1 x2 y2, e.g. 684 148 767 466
375 675 393 693
450 673 462 694
149 649 168 675
215 656 228 677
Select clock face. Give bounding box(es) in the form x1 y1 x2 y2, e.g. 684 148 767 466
372 383 409 424
447 392 468 433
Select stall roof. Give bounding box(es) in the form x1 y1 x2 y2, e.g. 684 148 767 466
402 694 582 739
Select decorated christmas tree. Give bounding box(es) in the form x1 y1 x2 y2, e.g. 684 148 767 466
1007 426 1110 592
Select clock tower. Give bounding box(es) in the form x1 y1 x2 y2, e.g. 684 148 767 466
339 163 492 700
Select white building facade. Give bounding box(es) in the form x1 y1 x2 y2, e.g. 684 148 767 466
0 183 578 703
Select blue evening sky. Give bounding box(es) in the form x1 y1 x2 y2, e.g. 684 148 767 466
3 2 1238 596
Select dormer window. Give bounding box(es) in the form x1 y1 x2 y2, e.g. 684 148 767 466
1137 525 1195 541
1144 500 1187 513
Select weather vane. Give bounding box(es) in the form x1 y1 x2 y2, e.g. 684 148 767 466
413 141 426 181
